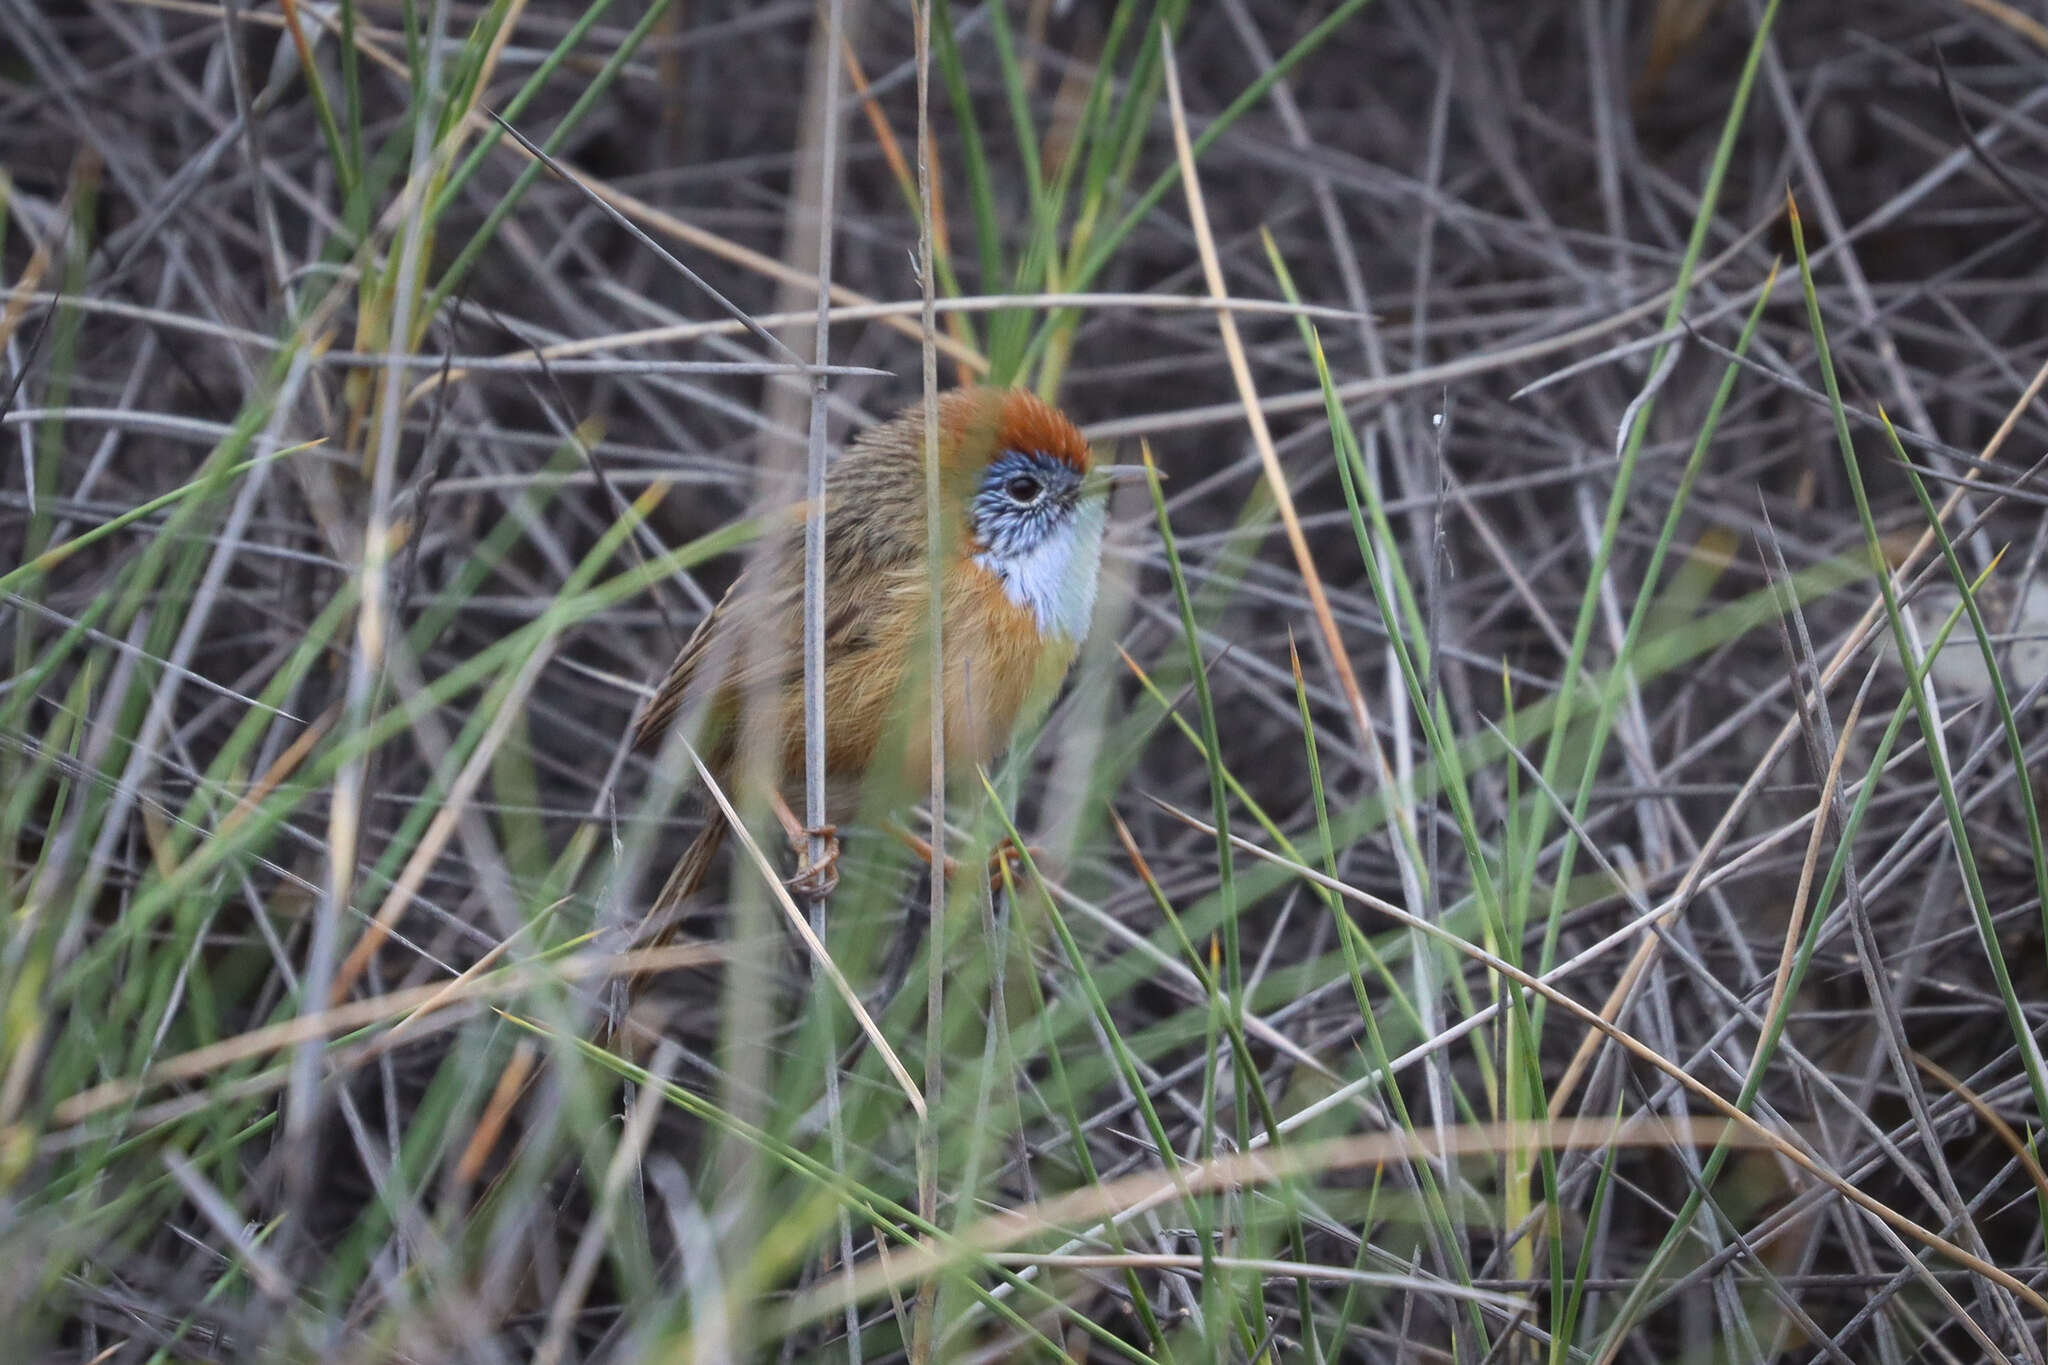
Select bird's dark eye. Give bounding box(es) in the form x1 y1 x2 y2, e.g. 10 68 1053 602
1005 474 1042 503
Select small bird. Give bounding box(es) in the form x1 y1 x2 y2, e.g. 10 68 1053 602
629 385 1138 930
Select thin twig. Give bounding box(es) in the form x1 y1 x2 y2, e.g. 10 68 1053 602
911 0 944 1358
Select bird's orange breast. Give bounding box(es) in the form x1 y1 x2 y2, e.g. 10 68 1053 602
767 557 1074 816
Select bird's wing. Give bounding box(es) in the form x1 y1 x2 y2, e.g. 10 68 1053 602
631 490 930 753
631 568 762 751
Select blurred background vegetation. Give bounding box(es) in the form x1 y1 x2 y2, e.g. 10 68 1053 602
4 0 2048 1360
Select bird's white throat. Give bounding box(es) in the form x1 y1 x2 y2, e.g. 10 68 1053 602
975 496 1106 642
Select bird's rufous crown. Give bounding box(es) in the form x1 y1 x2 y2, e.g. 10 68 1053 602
936 387 1093 475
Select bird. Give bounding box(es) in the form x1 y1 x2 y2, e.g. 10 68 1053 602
625 385 1140 944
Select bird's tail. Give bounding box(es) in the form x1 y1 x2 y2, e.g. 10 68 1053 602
603 809 729 1038
652 809 729 919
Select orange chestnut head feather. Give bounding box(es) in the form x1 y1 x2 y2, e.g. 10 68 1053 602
940 386 1093 476
844 386 1115 644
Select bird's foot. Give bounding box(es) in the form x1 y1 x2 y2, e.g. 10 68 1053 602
890 824 1045 892
786 823 841 899
982 836 1042 887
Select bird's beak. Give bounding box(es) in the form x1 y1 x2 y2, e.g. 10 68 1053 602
1081 463 1157 499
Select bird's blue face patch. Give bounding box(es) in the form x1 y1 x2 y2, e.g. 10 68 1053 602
969 449 1107 642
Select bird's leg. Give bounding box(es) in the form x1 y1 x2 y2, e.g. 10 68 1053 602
885 820 1042 889
769 789 839 898
885 820 954 877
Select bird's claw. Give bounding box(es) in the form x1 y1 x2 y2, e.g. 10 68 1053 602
787 824 841 899
984 837 1021 880
886 823 1048 891
973 836 1048 890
